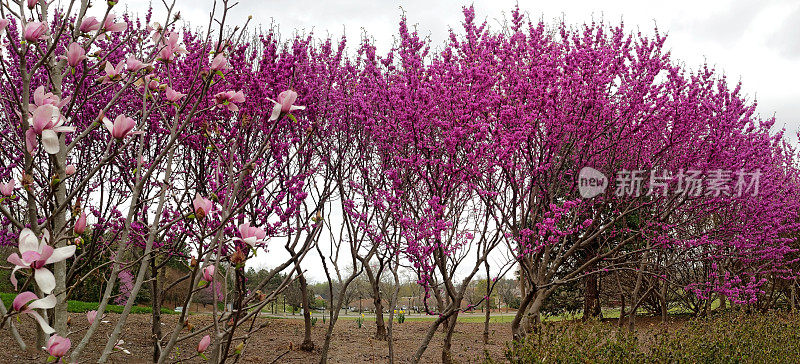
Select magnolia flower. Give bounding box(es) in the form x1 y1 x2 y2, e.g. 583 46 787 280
165 87 186 103
213 90 245 112
26 104 75 154
23 22 48 42
157 32 187 62
74 211 87 234
103 60 125 83
86 310 97 324
26 0 39 9
7 228 76 294
209 54 230 72
65 164 76 176
202 265 215 282
12 292 56 334
267 90 305 121
235 222 266 247
197 335 211 353
126 57 150 72
0 179 14 196
0 19 10 35
79 17 101 33
66 42 87 67
102 13 128 33
103 114 142 139
46 335 71 358
192 194 213 219
30 86 69 112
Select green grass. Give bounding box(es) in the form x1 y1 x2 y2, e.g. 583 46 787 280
1 292 174 314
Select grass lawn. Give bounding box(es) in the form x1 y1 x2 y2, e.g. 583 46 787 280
1 292 174 314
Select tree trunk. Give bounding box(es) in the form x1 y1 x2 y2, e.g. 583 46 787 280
364 264 387 340
150 258 163 362
583 270 601 321
483 260 491 345
441 313 458 364
297 270 315 351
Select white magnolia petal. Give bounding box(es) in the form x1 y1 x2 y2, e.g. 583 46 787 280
103 118 114 134
34 267 56 294
45 245 76 264
18 228 39 253
289 105 306 111
41 129 60 154
52 126 75 133
269 103 281 121
28 311 55 334
28 294 57 310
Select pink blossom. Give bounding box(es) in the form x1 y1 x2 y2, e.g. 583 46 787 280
165 87 186 103
157 32 187 62
210 54 231 72
0 19 10 35
74 211 87 234
7 228 76 294
267 90 305 121
46 335 71 358
26 0 38 9
65 164 76 176
197 335 211 353
23 22 48 42
126 57 150 72
79 17 101 33
213 90 245 112
236 222 266 247
192 194 213 219
86 310 97 325
203 265 215 282
11 292 56 334
103 60 125 83
66 42 87 67
102 13 128 33
0 179 14 196
26 104 75 154
103 114 142 139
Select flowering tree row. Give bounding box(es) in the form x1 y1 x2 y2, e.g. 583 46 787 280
0 1 798 363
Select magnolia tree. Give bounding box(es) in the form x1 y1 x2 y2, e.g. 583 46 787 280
0 0 321 362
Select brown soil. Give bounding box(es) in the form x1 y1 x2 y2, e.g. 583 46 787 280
0 313 511 363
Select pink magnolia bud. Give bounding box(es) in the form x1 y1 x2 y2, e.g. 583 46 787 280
192 194 213 219
65 164 76 176
46 335 71 358
86 310 97 325
202 265 215 282
27 0 39 9
24 22 48 43
66 43 87 67
197 335 211 353
74 211 87 234
165 87 186 103
0 179 14 196
0 19 10 34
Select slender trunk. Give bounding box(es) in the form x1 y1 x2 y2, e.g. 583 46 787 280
660 278 668 323
482 260 491 345
364 265 387 340
618 294 626 327
297 271 314 351
628 244 650 331
387 256 400 364
150 258 163 362
441 313 458 364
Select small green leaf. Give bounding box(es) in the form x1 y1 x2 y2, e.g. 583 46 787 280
47 355 56 363
288 114 298 123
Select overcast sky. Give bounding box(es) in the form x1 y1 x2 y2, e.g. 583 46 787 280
113 0 799 282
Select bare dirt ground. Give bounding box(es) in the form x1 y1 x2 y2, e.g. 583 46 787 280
0 313 512 363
